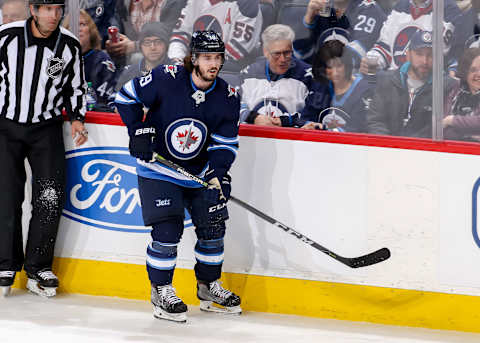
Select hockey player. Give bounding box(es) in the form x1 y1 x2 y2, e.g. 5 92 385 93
115 31 241 322
168 0 263 72
295 0 387 64
239 24 328 127
360 0 465 73
313 39 373 132
0 0 87 297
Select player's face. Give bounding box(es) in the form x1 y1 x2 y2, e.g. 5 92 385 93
78 15 90 52
194 53 223 82
326 57 347 85
467 55 480 93
265 40 293 75
406 47 433 81
141 36 166 66
31 4 63 35
2 1 27 24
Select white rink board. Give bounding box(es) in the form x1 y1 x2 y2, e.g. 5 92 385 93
44 122 480 297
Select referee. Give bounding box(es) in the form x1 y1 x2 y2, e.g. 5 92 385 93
0 0 88 297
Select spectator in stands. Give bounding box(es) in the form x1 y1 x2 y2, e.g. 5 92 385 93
313 39 373 132
443 48 480 141
116 22 171 91
368 30 435 137
1 0 28 25
78 0 120 47
458 0 480 49
64 10 117 112
360 0 465 74
295 0 387 64
107 0 186 69
239 24 327 129
168 0 263 72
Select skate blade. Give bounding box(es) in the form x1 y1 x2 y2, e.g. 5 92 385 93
26 279 56 298
153 305 187 323
1 286 11 297
199 300 242 314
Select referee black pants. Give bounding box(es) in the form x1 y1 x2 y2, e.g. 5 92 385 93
0 118 66 274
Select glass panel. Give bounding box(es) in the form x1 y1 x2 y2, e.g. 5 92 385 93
442 0 480 143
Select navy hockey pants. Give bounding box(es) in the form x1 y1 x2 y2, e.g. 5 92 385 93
138 176 227 286
0 118 66 274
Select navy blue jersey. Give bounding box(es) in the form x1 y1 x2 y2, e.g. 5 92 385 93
318 74 373 133
83 49 118 112
115 65 240 187
294 0 387 63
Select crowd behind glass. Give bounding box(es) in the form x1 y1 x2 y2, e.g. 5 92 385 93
1 0 479 142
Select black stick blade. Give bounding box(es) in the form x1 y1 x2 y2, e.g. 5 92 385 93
343 247 391 268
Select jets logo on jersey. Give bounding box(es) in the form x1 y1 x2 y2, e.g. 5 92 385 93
228 85 238 97
164 65 178 78
193 15 224 39
252 99 289 117
46 57 65 79
102 60 116 73
166 119 208 160
319 107 351 132
392 26 420 68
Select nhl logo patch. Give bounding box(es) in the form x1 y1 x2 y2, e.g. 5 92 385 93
46 57 65 79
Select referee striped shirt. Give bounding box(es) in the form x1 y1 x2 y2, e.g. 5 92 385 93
0 18 86 124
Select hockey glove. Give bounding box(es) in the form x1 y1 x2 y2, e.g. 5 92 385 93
129 122 156 162
220 173 232 200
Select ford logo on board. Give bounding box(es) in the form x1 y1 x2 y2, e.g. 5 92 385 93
64 147 194 233
63 147 149 233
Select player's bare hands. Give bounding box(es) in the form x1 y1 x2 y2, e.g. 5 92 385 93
106 34 135 57
71 120 88 146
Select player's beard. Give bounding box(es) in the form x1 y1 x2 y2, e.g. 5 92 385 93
194 65 218 83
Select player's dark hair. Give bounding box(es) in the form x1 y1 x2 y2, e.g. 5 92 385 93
183 53 195 73
457 48 480 87
313 40 353 84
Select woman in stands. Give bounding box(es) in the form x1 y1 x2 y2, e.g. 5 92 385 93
444 48 480 141
64 10 118 112
313 39 373 133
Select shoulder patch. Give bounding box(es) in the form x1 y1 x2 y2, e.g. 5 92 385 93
228 84 238 98
304 67 313 78
102 60 116 73
360 0 375 6
164 65 178 78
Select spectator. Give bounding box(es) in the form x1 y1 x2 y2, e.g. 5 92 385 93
367 30 437 137
1 0 28 25
78 0 120 47
108 0 186 68
443 48 480 141
360 0 465 74
168 0 263 72
239 24 327 129
64 10 117 112
116 22 171 91
295 0 387 64
313 39 373 132
459 0 480 48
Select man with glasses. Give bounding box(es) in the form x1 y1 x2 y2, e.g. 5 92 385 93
239 24 327 128
116 22 171 91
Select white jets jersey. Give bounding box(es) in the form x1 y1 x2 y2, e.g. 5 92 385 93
370 0 461 69
168 0 262 63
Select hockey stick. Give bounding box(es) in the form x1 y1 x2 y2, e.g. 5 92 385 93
153 153 391 268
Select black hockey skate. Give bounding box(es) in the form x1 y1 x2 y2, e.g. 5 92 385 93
151 284 188 323
197 280 241 314
26 269 59 298
0 271 16 297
